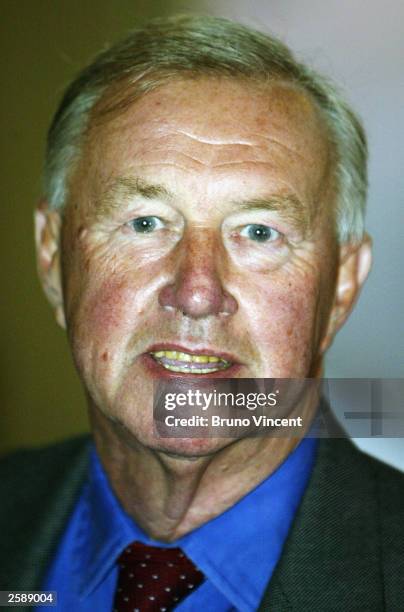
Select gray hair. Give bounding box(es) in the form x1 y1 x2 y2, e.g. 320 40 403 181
44 14 367 242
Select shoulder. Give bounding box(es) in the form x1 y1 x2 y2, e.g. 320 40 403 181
0 436 91 590
0 434 91 524
324 436 404 498
319 438 404 606
260 438 404 610
352 444 404 565
0 435 91 526
359 442 404 485
0 434 91 468
0 435 91 498
316 436 404 524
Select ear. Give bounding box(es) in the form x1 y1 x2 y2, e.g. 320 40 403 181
34 201 66 329
320 234 372 353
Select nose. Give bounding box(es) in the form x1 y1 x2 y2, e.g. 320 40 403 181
158 229 238 319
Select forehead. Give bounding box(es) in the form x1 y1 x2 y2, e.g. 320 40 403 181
72 77 332 214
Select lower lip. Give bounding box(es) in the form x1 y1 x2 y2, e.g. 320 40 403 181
141 353 242 379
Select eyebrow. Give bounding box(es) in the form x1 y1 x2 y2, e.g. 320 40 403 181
95 177 172 217
234 194 311 234
95 176 311 233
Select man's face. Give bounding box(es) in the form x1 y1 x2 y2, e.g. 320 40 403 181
54 78 339 452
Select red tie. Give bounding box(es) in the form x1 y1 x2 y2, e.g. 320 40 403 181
113 542 205 611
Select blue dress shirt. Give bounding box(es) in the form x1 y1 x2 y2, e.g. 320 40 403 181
40 437 317 612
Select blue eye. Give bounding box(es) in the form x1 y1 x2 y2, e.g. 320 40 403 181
240 224 280 243
129 216 163 233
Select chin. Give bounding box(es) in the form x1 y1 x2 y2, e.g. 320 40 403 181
104 411 235 459
146 435 236 459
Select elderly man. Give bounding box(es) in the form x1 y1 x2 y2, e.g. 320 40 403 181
1 15 403 612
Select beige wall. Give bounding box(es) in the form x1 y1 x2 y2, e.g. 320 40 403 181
0 0 205 455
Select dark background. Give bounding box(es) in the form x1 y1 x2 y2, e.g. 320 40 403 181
0 0 207 455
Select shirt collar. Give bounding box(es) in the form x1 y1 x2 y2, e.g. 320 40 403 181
77 437 317 610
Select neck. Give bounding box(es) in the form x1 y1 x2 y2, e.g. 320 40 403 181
89 394 317 542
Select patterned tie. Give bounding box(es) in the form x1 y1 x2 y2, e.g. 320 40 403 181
113 542 205 611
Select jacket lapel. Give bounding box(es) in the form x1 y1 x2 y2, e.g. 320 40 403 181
259 437 384 611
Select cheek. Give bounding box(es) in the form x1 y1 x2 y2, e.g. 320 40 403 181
63 230 174 380
68 258 167 364
260 285 317 336
67 273 155 408
73 273 153 361
67 278 135 385
242 272 321 373
66 239 150 340
85 279 134 339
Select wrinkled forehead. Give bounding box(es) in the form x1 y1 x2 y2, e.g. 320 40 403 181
71 77 333 216
88 77 329 152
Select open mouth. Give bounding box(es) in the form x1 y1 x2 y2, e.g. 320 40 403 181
150 349 232 374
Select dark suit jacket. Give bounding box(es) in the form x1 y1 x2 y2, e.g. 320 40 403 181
1 434 403 611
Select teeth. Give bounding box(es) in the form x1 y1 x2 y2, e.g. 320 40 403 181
160 364 223 374
150 349 231 373
151 350 227 364
193 355 209 363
